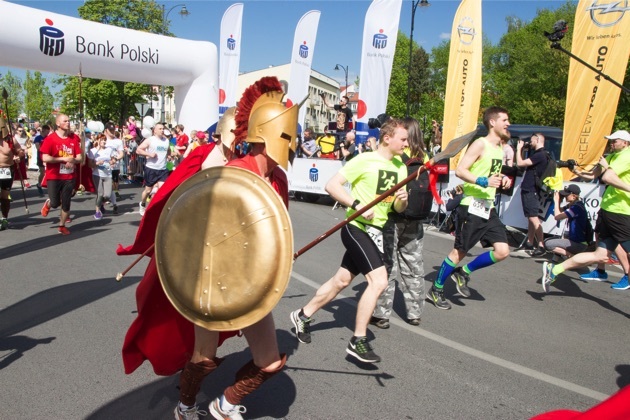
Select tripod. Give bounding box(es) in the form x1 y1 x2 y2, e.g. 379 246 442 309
428 182 447 230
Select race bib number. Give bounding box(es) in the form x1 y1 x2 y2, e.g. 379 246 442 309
468 197 491 220
0 167 11 179
365 225 384 253
60 164 75 175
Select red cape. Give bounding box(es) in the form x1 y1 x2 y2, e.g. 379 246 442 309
118 144 288 376
76 161 96 193
531 385 630 420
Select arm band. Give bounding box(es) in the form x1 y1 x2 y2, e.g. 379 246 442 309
351 199 361 210
475 177 489 187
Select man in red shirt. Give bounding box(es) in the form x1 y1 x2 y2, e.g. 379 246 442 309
173 124 189 158
40 114 82 235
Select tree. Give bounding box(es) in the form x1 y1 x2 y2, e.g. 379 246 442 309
56 0 167 126
24 71 55 124
0 71 24 120
613 64 630 131
484 3 578 126
386 31 430 121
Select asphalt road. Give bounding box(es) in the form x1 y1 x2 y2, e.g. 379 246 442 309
1 178 628 419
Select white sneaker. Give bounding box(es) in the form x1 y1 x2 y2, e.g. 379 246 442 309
139 202 146 216
209 397 246 420
174 405 207 420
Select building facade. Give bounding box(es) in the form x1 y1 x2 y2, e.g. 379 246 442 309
148 64 343 133
237 63 340 134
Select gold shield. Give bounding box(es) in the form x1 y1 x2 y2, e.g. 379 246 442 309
155 166 293 331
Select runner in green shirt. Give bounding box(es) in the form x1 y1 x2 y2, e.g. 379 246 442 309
542 130 630 292
427 106 513 310
291 118 409 363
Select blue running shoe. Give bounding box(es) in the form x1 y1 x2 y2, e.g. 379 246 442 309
542 262 556 293
580 269 608 281
611 275 629 290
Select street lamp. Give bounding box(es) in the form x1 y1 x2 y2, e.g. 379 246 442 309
334 64 349 101
160 3 190 124
406 0 429 117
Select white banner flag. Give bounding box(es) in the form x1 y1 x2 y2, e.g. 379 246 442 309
219 3 243 115
286 10 321 134
356 0 402 142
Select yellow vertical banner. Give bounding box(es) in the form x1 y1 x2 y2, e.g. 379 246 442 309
441 0 482 167
561 0 630 180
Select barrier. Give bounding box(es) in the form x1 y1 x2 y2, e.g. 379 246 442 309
288 157 603 235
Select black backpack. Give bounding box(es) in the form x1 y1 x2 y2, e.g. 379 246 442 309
578 201 595 245
401 154 433 220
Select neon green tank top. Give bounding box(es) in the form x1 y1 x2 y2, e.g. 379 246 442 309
461 138 504 206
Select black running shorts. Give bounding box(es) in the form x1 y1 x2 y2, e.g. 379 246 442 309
340 223 386 276
597 209 630 253
454 205 508 253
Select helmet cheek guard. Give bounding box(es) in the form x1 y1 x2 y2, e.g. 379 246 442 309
245 91 299 170
216 107 237 151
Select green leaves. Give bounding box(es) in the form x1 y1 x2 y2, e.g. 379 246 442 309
53 0 168 126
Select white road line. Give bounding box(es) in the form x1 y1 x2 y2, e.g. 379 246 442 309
290 271 609 402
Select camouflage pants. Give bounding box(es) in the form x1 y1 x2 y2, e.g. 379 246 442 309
373 217 425 320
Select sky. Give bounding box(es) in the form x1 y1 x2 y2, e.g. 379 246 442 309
0 0 573 91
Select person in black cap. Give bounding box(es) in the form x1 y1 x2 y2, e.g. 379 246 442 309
543 184 592 259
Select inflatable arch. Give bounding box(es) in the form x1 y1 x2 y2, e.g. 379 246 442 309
0 1 218 130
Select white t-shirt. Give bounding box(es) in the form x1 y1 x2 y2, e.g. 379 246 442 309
144 136 169 170
88 147 116 178
105 137 124 170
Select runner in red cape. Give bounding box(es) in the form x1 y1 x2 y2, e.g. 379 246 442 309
118 76 298 420
117 142 240 377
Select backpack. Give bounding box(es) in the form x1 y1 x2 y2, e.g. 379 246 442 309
569 200 594 245
534 151 561 192
579 202 595 245
401 154 433 220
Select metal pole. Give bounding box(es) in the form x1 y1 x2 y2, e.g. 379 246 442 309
551 42 629 95
160 5 166 123
406 0 430 117
159 4 190 124
406 0 418 117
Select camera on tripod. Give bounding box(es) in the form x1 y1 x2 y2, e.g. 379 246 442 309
557 159 577 171
367 113 390 129
544 20 568 43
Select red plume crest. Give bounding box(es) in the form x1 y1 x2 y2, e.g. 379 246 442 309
232 76 283 145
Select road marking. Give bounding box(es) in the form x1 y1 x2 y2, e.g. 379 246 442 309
290 271 609 402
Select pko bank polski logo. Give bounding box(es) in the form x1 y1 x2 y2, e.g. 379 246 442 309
309 164 319 182
227 34 236 50
372 29 388 49
457 17 476 45
299 41 309 59
587 0 629 28
39 19 65 57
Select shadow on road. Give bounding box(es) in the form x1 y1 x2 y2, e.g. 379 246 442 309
0 223 111 260
86 329 300 420
526 275 630 319
615 365 630 389
0 276 141 370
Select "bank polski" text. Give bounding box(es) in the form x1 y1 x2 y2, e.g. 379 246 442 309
76 36 159 64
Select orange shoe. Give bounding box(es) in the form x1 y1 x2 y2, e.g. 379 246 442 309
41 199 51 217
58 226 70 235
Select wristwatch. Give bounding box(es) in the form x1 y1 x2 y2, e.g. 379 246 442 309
351 199 360 210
